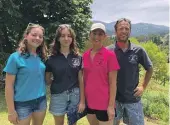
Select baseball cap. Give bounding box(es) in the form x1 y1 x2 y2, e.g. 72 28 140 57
90 23 106 33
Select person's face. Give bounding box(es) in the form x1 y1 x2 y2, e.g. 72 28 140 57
90 29 106 46
115 21 131 43
59 28 72 48
25 27 44 48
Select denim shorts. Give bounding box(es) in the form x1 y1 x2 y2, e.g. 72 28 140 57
14 96 47 120
49 87 80 116
114 100 144 125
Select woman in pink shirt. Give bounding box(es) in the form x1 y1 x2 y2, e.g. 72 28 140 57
83 23 120 125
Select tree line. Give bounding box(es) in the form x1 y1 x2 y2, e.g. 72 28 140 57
0 0 168 86
0 0 93 53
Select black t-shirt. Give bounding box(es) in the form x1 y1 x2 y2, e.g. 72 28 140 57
45 52 82 94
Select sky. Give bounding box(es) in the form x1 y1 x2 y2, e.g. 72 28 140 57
90 0 169 26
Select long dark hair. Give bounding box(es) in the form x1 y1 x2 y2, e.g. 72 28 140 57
17 23 48 61
50 24 79 56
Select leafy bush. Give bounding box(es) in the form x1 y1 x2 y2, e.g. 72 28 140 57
142 85 168 123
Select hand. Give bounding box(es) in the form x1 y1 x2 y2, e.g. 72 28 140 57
78 102 85 113
134 86 144 97
8 111 19 124
107 106 115 120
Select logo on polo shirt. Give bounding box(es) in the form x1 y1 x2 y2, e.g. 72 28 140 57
72 58 80 67
128 54 138 64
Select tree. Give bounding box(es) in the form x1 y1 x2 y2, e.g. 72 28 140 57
136 35 149 43
140 41 168 85
0 0 22 53
130 38 168 85
0 0 93 53
150 35 162 45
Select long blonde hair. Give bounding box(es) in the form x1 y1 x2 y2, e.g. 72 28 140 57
17 23 48 61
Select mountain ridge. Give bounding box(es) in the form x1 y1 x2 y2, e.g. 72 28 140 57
92 20 169 36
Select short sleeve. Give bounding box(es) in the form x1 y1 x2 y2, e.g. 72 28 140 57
139 48 153 70
45 59 52 72
82 51 89 70
3 53 18 75
107 51 120 72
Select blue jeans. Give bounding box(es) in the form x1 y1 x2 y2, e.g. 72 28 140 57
49 87 80 116
114 100 144 125
14 96 47 120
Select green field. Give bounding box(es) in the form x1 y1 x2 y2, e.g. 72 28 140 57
0 80 168 125
0 86 89 125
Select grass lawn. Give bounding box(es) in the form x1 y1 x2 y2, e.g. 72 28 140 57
0 81 168 125
0 87 89 125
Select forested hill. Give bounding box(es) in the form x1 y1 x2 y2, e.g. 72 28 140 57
93 20 169 36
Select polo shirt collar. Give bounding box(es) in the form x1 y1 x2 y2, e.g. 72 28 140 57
30 53 39 57
22 52 39 58
88 46 105 55
58 50 74 56
115 40 134 51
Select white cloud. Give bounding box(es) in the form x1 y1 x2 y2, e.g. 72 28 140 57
90 0 169 26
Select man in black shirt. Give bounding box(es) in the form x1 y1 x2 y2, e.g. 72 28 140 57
107 18 153 125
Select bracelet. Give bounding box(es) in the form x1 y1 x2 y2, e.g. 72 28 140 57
8 111 16 116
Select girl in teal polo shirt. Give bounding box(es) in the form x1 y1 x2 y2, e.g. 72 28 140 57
3 23 48 125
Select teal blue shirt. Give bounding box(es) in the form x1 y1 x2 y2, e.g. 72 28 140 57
4 52 46 101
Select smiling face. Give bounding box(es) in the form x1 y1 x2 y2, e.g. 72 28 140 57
90 29 106 47
59 28 73 48
115 20 131 43
25 27 44 48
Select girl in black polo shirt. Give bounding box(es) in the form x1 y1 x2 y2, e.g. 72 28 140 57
45 24 85 125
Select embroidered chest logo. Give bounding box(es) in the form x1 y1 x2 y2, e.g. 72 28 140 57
97 58 104 65
128 54 138 64
72 58 80 67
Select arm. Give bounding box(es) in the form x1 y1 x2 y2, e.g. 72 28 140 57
5 73 19 124
108 70 117 107
77 70 85 113
134 67 153 96
3 53 19 123
142 67 153 89
107 70 117 120
134 47 153 96
78 70 85 104
5 73 15 114
45 72 52 85
45 58 52 85
106 51 119 120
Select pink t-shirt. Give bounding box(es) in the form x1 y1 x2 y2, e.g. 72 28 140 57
83 47 120 110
